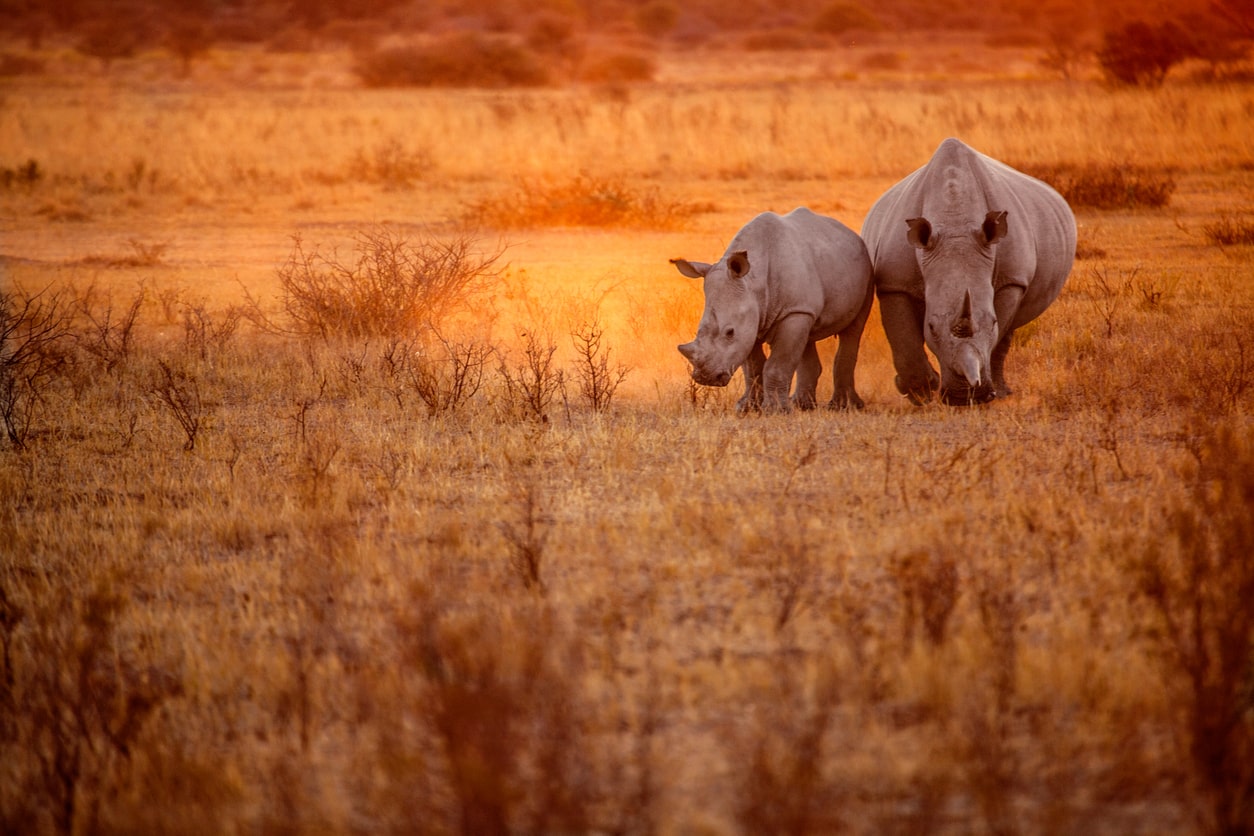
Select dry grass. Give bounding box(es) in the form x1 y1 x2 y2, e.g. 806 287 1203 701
1 39 1253 835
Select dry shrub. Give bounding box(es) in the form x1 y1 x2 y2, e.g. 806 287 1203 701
355 33 549 88
394 594 601 832
466 174 704 230
0 52 45 77
738 28 824 51
735 661 843 835
0 285 74 449
577 51 656 83
891 549 960 652
259 227 503 340
1202 214 1254 246
812 0 883 35
1136 421 1254 835
343 139 434 189
0 159 42 190
1019 163 1176 209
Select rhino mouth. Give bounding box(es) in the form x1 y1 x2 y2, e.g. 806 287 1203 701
940 383 996 406
690 368 733 387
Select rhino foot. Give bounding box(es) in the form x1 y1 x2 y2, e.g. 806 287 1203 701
827 390 865 411
792 392 818 411
735 397 762 415
895 375 936 406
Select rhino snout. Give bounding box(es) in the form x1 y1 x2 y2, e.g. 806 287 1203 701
691 367 732 387
955 344 984 389
678 341 733 387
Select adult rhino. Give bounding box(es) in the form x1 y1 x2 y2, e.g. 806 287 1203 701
862 138 1076 405
673 207 874 413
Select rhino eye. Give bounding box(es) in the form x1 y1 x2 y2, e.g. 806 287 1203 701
724 327 735 339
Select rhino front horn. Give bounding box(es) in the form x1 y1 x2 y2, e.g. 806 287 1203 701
951 289 974 338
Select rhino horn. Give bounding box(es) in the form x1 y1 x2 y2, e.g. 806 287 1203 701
951 289 974 338
957 343 982 387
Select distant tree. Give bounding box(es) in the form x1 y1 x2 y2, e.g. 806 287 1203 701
165 16 215 77
1181 9 1251 79
1210 0 1254 38
812 0 882 36
635 0 680 38
76 18 141 71
1036 0 1096 81
1097 20 1193 87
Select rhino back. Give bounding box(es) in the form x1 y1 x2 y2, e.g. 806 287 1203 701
733 208 872 339
981 155 1077 326
864 138 1076 319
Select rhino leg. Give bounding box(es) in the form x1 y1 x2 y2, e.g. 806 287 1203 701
992 285 1025 397
736 342 767 414
762 314 813 413
879 291 938 404
792 342 821 411
829 282 874 410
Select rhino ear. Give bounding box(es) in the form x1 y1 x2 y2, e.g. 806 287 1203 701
906 218 933 249
982 211 1008 245
727 250 750 280
671 258 710 279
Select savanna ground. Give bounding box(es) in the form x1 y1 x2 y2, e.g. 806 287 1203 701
2 33 1254 836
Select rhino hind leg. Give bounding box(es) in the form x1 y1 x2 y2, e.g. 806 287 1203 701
792 341 821 411
879 291 938 404
828 283 873 410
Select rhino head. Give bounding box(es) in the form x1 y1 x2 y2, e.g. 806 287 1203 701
907 210 1007 405
673 251 760 387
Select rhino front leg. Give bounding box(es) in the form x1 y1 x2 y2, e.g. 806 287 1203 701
829 282 874 410
737 342 767 414
992 284 1025 398
792 342 821 411
762 314 813 413
879 291 938 404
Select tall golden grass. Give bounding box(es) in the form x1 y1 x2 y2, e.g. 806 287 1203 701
1 43 1253 834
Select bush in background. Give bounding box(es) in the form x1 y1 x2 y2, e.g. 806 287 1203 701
355 32 549 88
260 227 502 340
1097 20 1192 87
1018 163 1175 210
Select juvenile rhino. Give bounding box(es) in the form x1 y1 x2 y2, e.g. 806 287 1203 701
862 138 1076 405
673 208 874 413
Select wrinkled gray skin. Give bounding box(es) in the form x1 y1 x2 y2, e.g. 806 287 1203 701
862 138 1077 405
674 208 874 414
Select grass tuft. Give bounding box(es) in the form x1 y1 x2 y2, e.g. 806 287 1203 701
1202 214 1254 246
465 174 709 230
1020 163 1176 209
